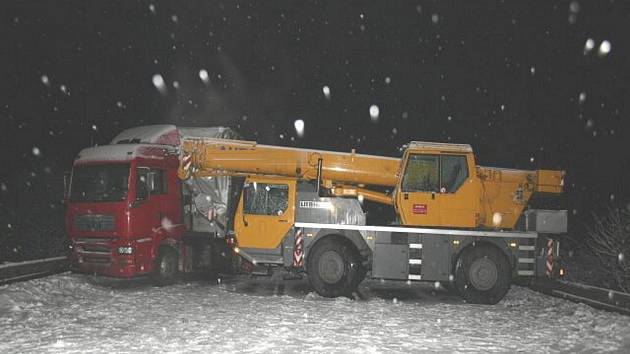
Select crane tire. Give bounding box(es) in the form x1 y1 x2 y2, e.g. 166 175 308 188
307 237 365 298
455 244 511 304
153 246 179 286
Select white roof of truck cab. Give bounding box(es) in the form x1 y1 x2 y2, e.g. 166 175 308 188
75 125 238 164
74 144 176 164
111 124 237 146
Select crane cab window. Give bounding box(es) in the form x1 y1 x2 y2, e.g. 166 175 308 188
243 183 289 216
402 154 469 193
440 155 468 193
402 155 439 192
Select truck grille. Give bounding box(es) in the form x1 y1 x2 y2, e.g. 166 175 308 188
74 214 116 232
75 238 113 265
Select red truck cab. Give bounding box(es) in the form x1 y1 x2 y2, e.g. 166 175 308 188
65 125 237 282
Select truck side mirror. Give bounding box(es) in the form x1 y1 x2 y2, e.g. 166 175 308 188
135 167 150 201
63 171 71 200
147 171 157 192
136 184 148 200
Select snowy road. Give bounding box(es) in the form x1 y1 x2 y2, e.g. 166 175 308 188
1 273 629 353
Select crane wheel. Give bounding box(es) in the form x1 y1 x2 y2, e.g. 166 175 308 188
152 246 179 286
455 244 510 304
306 237 365 298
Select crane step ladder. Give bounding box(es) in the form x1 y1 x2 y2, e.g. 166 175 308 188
517 242 536 277
408 242 423 281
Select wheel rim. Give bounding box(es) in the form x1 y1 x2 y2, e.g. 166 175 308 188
160 254 175 276
318 250 345 284
469 257 498 291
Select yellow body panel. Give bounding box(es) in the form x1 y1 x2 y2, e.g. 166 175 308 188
395 149 480 228
233 176 296 249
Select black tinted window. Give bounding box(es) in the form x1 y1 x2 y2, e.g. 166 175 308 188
243 183 288 216
401 155 439 192
70 165 129 202
441 155 468 193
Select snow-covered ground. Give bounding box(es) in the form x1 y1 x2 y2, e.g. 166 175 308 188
1 273 629 353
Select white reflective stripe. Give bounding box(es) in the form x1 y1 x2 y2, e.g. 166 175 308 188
136 237 152 243
294 222 538 239
77 250 110 255
519 258 535 263
409 259 422 265
518 245 535 251
408 274 422 280
518 270 535 276
409 243 423 249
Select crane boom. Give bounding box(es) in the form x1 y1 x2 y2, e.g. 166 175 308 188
178 138 400 187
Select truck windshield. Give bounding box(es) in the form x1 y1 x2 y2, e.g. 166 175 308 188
70 164 130 203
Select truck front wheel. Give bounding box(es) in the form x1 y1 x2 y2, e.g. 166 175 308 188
455 244 511 304
153 246 179 286
307 238 365 298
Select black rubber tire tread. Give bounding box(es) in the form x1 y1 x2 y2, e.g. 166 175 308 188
152 246 179 286
455 244 511 305
306 237 365 298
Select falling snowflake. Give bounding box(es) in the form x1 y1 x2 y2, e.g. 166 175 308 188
152 74 167 94
294 119 305 138
149 4 156 14
431 14 439 24
322 85 331 99
173 81 180 89
585 119 594 129
530 66 536 74
92 124 98 131
578 92 587 103
598 40 611 57
199 69 209 84
568 1 580 24
492 212 502 226
385 77 391 85
161 217 174 230
41 75 50 86
32 146 41 156
619 253 625 263
369 104 380 122
0 182 7 192
60 84 69 95
116 101 123 108
584 38 595 54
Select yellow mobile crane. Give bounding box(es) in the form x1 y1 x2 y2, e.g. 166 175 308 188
178 138 566 304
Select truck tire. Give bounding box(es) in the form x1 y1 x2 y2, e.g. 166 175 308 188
307 238 365 298
455 244 510 304
153 246 179 286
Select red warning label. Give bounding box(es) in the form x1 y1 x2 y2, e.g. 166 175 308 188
412 204 427 214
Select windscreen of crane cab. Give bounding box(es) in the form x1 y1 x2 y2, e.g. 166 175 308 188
243 183 289 216
70 164 130 202
401 155 468 193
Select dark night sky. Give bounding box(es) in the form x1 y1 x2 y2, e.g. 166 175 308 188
1 0 630 241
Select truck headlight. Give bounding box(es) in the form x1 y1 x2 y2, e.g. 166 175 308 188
118 246 133 255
